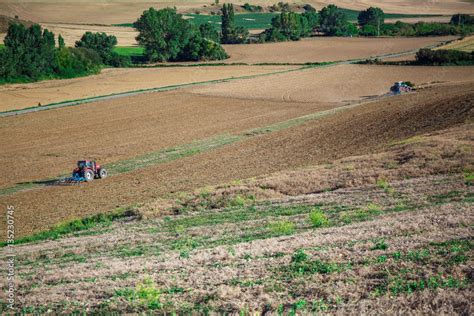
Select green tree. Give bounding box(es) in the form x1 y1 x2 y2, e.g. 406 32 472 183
2 23 57 80
358 7 384 36
199 23 220 42
75 31 128 66
58 34 65 48
221 3 248 44
450 14 474 26
1 23 101 84
134 7 228 62
221 3 234 43
319 5 348 36
134 8 193 62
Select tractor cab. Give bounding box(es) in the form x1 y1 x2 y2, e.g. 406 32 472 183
73 160 107 181
390 81 413 95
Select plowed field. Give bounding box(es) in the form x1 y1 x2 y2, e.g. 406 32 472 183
1 81 472 238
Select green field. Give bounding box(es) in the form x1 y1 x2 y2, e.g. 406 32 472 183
112 46 145 57
114 10 440 30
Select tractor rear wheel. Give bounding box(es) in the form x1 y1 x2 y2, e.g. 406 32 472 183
99 168 108 179
84 170 94 182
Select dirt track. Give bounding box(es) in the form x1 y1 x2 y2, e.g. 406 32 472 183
1 82 472 238
0 65 294 112
222 36 456 64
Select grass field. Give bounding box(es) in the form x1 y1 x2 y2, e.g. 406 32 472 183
112 46 145 57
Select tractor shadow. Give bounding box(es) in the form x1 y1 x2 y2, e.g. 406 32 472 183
17 179 60 186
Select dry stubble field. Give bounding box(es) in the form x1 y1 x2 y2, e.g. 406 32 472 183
0 1 471 25
222 36 456 64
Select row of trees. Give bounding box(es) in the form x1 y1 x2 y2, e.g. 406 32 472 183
0 24 104 83
259 4 357 42
263 4 473 41
416 48 474 65
357 7 474 37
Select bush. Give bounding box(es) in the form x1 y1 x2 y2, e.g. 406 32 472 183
309 209 329 227
416 48 474 65
291 249 308 263
75 32 130 67
242 3 262 12
360 24 378 36
56 47 101 78
269 220 296 235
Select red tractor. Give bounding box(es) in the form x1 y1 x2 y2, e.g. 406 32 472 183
72 160 107 182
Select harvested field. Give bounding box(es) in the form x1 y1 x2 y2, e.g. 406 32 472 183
437 35 474 52
0 1 206 25
189 64 474 103
0 1 471 25
307 0 474 15
40 23 138 46
0 120 472 313
1 82 472 238
222 36 456 64
0 65 295 112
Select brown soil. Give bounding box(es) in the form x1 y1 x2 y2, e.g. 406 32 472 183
1 81 472 238
0 87 329 189
222 36 456 64
189 64 474 103
0 65 295 112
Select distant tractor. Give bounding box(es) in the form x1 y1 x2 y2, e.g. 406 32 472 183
390 81 413 94
72 160 107 182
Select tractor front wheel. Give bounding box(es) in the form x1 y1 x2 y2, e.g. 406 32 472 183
84 170 94 182
99 168 108 179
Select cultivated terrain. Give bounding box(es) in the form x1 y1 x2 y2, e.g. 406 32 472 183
0 1 473 314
